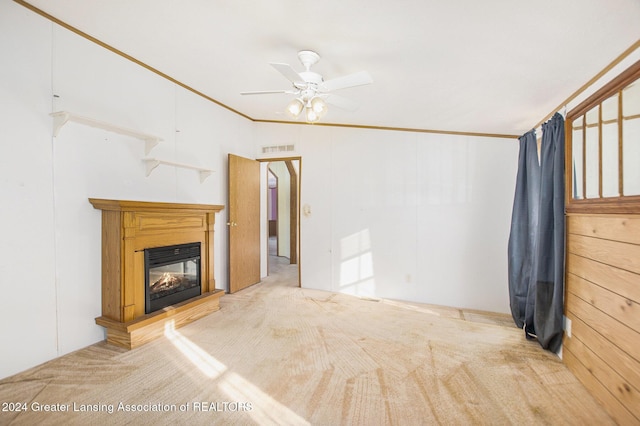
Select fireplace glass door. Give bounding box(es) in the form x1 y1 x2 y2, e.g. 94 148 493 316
145 242 201 314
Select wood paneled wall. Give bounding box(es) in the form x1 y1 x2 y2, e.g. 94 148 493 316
564 214 640 424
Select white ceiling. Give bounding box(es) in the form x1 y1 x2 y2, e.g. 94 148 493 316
21 0 640 136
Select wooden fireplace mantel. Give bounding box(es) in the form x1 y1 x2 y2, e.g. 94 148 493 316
89 198 224 349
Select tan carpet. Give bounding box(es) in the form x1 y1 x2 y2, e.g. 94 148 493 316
0 257 613 425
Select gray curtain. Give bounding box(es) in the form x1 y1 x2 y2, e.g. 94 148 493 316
508 112 565 352
508 130 540 337
533 113 565 351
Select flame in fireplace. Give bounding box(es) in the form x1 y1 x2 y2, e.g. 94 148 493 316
151 272 186 292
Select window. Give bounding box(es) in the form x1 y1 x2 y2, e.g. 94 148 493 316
566 60 640 213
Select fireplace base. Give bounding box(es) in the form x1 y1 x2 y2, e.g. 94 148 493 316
96 289 223 349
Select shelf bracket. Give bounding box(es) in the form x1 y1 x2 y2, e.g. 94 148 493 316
199 170 212 183
52 111 71 137
144 139 159 156
145 159 161 177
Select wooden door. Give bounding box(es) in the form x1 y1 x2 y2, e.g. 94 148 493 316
228 154 261 293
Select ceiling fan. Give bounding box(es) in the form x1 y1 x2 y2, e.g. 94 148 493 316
241 50 373 123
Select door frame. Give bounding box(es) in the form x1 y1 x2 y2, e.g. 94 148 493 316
258 156 301 287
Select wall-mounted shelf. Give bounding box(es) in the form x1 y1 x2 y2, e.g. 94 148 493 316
144 158 213 183
50 111 162 155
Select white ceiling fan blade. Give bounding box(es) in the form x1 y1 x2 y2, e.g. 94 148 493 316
323 94 359 111
270 63 304 84
321 71 373 92
240 90 293 95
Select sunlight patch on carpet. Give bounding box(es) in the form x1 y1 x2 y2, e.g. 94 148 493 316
164 320 227 379
164 320 309 425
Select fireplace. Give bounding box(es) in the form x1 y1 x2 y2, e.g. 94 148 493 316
145 242 201 314
90 198 224 349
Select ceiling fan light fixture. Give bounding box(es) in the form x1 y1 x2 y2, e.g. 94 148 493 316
286 98 304 118
305 107 320 123
310 96 328 118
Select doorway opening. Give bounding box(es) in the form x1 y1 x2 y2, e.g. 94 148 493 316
259 158 300 286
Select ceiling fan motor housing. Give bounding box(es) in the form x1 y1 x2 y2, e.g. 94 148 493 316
296 71 323 101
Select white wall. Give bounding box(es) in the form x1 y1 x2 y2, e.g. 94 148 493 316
0 1 58 379
0 1 253 379
255 123 519 313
